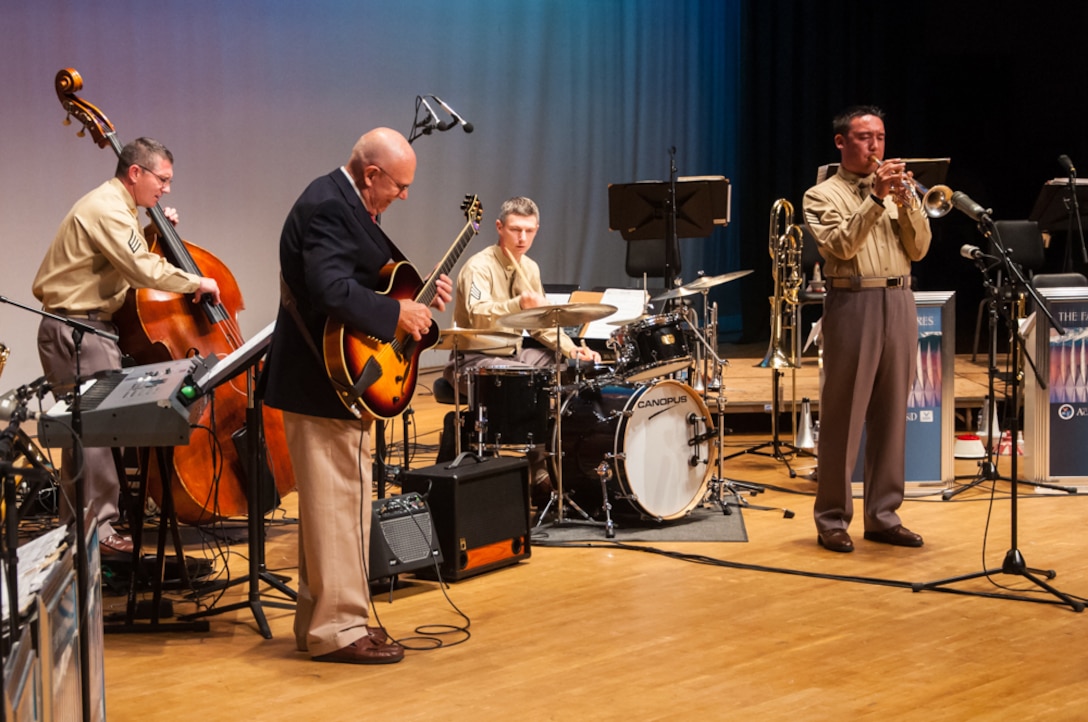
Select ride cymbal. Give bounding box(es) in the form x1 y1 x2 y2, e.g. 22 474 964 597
499 303 618 329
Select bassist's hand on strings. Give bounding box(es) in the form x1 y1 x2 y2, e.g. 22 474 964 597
193 276 221 305
161 206 180 225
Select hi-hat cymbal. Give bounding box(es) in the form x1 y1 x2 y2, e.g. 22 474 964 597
499 303 618 330
435 328 521 351
608 314 655 326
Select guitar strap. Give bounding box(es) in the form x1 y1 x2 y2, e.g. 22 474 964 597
278 273 361 401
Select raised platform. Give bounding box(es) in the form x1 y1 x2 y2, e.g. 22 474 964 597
714 342 997 425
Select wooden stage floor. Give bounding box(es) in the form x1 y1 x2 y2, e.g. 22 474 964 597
92 347 1088 722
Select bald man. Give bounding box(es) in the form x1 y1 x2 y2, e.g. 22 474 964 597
264 128 452 665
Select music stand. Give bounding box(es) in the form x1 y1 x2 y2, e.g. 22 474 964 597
608 176 730 288
1028 178 1088 270
181 321 297 638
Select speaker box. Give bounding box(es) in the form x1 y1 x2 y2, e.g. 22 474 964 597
401 455 531 581
368 492 443 580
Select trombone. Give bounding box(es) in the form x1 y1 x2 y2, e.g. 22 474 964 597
869 156 954 218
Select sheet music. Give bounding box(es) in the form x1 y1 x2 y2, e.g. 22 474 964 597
580 288 649 340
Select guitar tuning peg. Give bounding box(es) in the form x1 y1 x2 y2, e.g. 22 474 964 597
63 115 71 126
77 129 86 138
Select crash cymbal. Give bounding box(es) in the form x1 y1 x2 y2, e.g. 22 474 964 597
499 303 618 330
651 269 754 301
651 285 704 301
435 328 521 351
682 269 753 290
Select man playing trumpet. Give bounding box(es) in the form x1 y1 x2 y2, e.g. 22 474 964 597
802 105 932 553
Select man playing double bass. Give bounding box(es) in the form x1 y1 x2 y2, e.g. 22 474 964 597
32 137 221 557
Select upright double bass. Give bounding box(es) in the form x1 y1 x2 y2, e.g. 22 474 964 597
55 68 295 524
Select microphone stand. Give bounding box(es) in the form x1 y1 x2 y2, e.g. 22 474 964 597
914 218 1084 612
1 295 123 719
1065 168 1086 268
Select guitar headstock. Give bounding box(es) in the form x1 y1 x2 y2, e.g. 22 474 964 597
461 195 483 231
55 68 116 149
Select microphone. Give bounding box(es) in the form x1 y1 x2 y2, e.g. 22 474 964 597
416 96 441 134
0 377 51 422
1059 154 1077 176
430 94 474 133
960 244 993 261
951 191 992 221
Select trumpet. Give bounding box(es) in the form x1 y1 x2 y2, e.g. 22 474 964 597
869 156 953 218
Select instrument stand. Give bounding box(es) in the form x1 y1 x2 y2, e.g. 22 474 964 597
106 446 210 633
915 216 1083 612
724 368 810 478
705 395 794 518
180 367 296 638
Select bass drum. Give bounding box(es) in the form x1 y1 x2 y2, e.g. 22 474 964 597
555 379 712 520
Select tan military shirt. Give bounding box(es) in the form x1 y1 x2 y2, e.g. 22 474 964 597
453 244 577 357
32 177 200 314
802 167 931 279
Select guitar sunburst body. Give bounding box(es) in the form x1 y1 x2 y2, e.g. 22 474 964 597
324 195 482 420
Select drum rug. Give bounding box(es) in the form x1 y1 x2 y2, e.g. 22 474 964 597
530 505 746 544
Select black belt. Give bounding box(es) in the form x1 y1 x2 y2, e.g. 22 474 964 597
48 308 113 321
827 276 911 290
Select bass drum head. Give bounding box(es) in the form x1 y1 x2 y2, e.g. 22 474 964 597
614 380 712 520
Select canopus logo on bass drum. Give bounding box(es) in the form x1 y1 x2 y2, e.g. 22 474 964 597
636 394 690 409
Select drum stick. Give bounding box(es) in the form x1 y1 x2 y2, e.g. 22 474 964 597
502 246 532 285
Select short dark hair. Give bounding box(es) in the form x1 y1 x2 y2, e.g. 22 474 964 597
115 137 173 178
498 196 540 225
832 105 885 137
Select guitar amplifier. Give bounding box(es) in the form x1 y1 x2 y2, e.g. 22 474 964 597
401 455 530 581
368 492 443 580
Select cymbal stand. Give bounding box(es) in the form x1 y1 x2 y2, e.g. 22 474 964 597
542 319 605 530
704 394 794 517
916 215 1083 611
723 367 806 478
680 301 729 406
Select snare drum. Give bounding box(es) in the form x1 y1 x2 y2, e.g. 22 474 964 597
609 313 692 382
555 379 712 520
470 366 554 447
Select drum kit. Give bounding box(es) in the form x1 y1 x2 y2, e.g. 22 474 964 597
439 270 756 536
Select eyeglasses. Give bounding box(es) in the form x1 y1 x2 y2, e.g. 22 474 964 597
375 165 410 194
138 165 173 188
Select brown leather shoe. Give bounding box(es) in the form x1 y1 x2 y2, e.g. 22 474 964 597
366 625 388 643
864 525 924 547
313 634 404 665
100 534 134 555
817 528 854 553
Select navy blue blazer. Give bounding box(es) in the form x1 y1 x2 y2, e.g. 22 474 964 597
263 169 403 419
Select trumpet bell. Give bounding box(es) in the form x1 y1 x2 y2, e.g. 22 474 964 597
922 184 954 219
